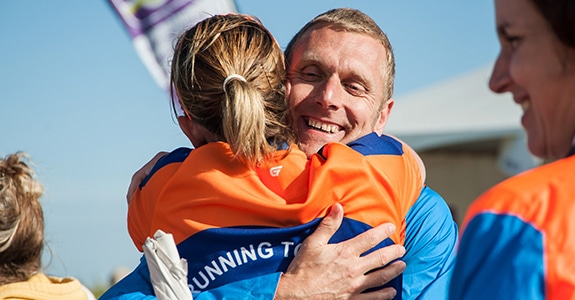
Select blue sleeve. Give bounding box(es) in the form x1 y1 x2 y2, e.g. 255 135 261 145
449 213 544 300
402 186 458 300
98 256 155 300
99 256 281 300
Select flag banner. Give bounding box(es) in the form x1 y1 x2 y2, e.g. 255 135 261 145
108 0 238 115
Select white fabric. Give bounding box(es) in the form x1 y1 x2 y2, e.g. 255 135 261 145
143 230 193 300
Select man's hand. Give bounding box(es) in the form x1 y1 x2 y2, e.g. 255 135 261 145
276 203 406 299
126 152 169 204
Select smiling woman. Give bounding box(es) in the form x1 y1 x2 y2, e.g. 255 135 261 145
489 0 575 159
449 0 575 298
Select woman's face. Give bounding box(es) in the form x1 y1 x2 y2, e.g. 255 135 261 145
490 0 575 159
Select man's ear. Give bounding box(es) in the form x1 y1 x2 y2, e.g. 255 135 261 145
285 80 292 99
374 99 394 135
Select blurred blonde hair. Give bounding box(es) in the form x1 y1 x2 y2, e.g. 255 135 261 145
0 152 44 284
171 14 294 166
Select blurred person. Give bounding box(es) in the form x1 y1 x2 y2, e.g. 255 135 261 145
449 0 575 298
125 8 458 300
0 152 96 300
101 12 427 300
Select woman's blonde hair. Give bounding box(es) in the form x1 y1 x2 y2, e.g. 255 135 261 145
0 152 44 284
171 14 294 166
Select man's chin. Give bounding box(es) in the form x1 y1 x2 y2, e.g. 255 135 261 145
297 136 340 157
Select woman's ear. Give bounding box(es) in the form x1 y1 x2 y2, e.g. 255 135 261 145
177 116 213 148
178 116 202 148
177 116 194 142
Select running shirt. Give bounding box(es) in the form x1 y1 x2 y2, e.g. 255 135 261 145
449 154 575 299
101 133 458 300
130 133 420 294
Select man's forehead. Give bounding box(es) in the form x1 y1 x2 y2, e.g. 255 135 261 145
293 26 383 59
292 27 387 77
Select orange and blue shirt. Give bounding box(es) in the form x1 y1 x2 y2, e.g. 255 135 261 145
101 133 457 300
449 154 575 299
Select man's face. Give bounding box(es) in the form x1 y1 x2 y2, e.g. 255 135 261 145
286 25 393 157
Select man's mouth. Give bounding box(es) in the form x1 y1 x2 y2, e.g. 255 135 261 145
306 118 341 134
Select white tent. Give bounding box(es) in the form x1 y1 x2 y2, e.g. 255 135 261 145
386 65 541 176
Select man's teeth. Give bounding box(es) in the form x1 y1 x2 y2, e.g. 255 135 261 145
307 119 339 133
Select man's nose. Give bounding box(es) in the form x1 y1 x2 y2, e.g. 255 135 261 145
316 76 343 110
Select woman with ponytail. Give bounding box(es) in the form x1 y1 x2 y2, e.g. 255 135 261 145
102 13 424 300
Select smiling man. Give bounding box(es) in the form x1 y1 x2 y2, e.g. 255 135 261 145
286 18 394 156
279 9 458 299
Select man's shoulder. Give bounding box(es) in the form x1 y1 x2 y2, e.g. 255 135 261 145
140 147 192 188
347 132 404 156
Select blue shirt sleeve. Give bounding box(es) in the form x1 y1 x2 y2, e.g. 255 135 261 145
99 256 281 300
449 213 544 300
98 256 155 300
403 186 458 300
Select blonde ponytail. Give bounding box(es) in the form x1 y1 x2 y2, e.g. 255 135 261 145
222 78 275 165
170 14 295 167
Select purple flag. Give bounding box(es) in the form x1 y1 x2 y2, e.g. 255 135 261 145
108 0 238 115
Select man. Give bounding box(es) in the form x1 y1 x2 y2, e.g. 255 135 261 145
278 8 457 299
106 8 457 300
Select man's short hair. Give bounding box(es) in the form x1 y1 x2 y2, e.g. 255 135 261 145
284 8 395 102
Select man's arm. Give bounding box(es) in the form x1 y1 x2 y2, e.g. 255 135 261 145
403 186 458 300
103 203 406 299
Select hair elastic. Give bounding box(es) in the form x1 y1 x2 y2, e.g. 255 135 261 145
223 74 246 90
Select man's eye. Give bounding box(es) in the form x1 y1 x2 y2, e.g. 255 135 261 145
300 66 321 80
344 83 367 95
303 71 319 77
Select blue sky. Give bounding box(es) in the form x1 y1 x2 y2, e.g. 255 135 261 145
0 0 498 288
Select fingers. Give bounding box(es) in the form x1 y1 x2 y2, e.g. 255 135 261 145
126 152 169 204
338 223 405 293
359 260 406 294
126 171 144 205
281 204 406 299
352 286 398 300
340 222 398 257
304 203 344 247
